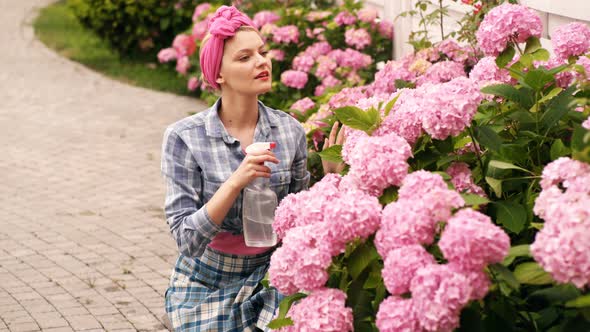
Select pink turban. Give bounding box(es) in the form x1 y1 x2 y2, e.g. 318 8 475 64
200 6 255 89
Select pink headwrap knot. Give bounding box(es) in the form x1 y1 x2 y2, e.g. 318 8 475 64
200 6 255 89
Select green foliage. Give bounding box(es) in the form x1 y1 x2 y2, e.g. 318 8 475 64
66 0 225 54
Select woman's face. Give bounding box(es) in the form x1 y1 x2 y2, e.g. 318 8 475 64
217 29 272 95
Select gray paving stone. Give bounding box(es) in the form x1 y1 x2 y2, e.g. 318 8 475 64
0 1 202 330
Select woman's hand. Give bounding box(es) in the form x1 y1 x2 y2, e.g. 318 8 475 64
322 121 346 175
227 150 279 190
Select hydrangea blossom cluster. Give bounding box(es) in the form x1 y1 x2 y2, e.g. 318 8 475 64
345 132 412 196
446 162 486 196
375 171 464 257
191 3 211 22
583 116 590 130
272 25 300 44
476 3 542 56
345 28 372 50
278 288 353 332
415 60 466 86
371 60 416 94
270 174 382 294
252 10 280 29
334 11 356 26
469 56 514 88
289 97 315 114
280 70 308 89
376 296 419 332
531 157 590 288
376 77 483 143
551 22 590 61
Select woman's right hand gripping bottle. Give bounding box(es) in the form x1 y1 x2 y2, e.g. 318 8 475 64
242 142 278 247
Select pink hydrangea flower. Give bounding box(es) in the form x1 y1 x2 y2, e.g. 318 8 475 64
328 86 369 110
322 75 341 88
371 60 415 94
272 25 300 44
192 19 209 40
314 56 337 79
341 129 368 164
538 157 590 190
583 116 590 130
410 264 472 332
415 61 466 86
382 245 436 295
338 48 373 70
304 41 333 59
398 170 449 200
305 10 332 22
375 200 437 257
280 288 353 332
469 56 514 88
420 77 484 140
289 97 315 114
192 3 211 21
187 77 200 91
175 56 190 75
269 49 285 61
378 20 394 39
292 54 315 73
476 3 542 56
268 225 333 295
376 296 420 332
335 11 357 26
357 7 378 23
252 11 280 29
446 162 486 196
439 208 510 271
449 263 491 300
374 89 424 144
345 28 372 50
157 48 177 63
551 22 590 61
436 39 469 62
280 70 308 89
172 34 196 57
346 132 412 196
314 84 326 96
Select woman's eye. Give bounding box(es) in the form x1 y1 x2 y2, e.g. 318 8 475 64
260 51 269 56
239 56 249 61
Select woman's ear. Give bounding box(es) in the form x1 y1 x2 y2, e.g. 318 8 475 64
216 74 225 85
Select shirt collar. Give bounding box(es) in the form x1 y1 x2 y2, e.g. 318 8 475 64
204 98 280 144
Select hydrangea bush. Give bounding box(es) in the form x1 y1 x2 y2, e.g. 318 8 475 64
156 0 393 111
267 3 590 331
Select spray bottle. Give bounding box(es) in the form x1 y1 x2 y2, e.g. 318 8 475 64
242 142 278 247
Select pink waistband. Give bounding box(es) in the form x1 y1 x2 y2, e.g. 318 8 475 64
208 232 274 255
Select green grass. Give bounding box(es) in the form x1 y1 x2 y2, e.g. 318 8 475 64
33 1 195 97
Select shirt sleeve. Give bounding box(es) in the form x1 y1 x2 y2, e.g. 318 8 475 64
289 124 311 194
161 127 221 257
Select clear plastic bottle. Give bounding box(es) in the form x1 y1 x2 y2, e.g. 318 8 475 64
242 142 278 247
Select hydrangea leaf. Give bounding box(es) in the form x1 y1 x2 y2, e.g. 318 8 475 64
513 262 554 285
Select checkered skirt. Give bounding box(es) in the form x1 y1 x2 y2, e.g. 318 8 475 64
165 247 282 332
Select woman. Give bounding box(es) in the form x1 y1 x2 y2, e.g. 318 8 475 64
161 6 343 331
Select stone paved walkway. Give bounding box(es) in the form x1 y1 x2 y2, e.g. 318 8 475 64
0 1 208 331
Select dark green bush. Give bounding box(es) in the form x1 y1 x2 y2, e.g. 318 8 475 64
67 0 223 54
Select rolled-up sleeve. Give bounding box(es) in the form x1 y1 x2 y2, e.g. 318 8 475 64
161 127 220 257
289 125 311 194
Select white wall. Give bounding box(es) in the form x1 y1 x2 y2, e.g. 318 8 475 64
363 0 590 60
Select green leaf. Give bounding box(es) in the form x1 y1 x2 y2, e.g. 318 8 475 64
541 85 577 130
524 36 542 54
476 126 502 152
502 244 531 266
531 48 550 62
496 46 515 68
348 242 380 279
481 84 521 104
318 145 343 163
529 284 581 305
513 262 554 285
489 263 520 290
565 294 590 308
538 87 563 104
275 293 307 320
550 139 571 160
333 106 381 135
461 193 490 207
492 201 527 234
572 124 590 163
488 160 532 174
383 94 399 117
523 68 554 91
267 317 294 329
485 177 503 197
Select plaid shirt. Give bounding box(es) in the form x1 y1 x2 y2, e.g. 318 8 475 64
161 98 310 258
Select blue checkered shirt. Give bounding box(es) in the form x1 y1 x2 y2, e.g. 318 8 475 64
161 99 310 258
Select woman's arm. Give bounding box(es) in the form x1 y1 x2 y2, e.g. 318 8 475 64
290 124 312 193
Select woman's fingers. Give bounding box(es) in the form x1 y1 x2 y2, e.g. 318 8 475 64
248 153 279 165
336 125 345 145
328 121 339 147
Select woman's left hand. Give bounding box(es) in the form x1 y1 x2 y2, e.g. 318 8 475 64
321 121 346 175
